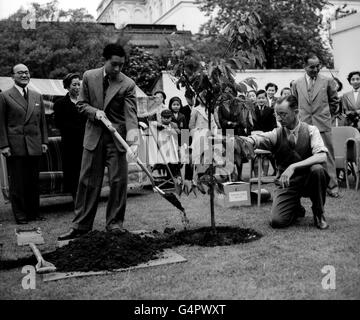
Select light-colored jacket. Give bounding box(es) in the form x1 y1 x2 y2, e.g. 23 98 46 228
342 91 360 114
77 67 139 152
292 74 339 132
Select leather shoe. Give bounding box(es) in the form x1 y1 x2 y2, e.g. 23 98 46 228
295 206 306 219
16 219 28 225
314 215 329 230
58 228 88 241
327 188 341 198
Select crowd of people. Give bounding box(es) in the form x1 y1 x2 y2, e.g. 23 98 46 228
1 43 360 235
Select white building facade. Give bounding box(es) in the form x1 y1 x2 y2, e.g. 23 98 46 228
96 0 209 33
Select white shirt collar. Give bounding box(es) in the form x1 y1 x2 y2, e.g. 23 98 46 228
286 120 301 136
103 68 111 79
14 84 27 96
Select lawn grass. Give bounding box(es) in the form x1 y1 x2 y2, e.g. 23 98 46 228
1 164 360 300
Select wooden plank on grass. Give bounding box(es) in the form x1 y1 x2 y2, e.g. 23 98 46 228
42 249 186 282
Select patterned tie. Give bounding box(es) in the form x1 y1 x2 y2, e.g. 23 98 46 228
288 132 296 149
23 88 27 101
103 74 109 100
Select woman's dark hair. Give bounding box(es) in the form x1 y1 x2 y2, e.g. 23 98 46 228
63 73 80 90
256 89 267 97
168 96 183 111
347 71 360 84
280 87 291 95
154 90 167 103
265 82 278 92
333 77 343 92
103 43 126 60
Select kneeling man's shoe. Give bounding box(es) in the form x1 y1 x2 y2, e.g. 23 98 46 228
295 206 306 219
314 215 329 230
58 228 88 241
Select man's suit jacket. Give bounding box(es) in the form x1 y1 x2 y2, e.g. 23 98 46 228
341 91 360 114
0 86 48 156
292 74 339 133
252 105 277 132
77 68 139 152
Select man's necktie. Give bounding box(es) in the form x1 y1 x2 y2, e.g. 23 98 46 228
288 132 296 149
103 74 109 100
23 88 27 101
309 78 315 91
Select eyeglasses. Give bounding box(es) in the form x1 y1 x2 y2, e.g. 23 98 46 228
14 71 30 75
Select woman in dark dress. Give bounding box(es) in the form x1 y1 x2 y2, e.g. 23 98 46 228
53 73 86 202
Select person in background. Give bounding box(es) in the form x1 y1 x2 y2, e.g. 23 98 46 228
342 71 360 128
53 73 86 202
0 64 48 224
168 96 187 149
265 82 279 108
252 89 278 176
253 90 277 132
189 90 217 165
168 96 187 130
154 90 166 106
180 91 198 188
246 89 257 127
149 90 168 123
180 91 196 128
218 97 253 137
281 87 292 98
218 97 253 180
152 109 181 179
247 90 257 104
292 53 340 198
331 77 345 127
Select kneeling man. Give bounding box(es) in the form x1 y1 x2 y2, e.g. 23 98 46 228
246 95 330 229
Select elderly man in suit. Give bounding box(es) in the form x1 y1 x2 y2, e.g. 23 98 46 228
342 71 360 126
58 44 139 240
292 53 340 198
0 64 48 224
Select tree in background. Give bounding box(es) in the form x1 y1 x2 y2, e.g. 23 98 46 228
0 0 166 94
0 1 113 78
198 0 333 69
123 46 168 95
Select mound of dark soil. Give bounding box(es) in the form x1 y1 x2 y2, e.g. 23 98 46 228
0 227 262 272
163 226 262 247
43 230 167 272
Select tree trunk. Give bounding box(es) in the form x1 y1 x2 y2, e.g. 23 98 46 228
207 105 216 235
